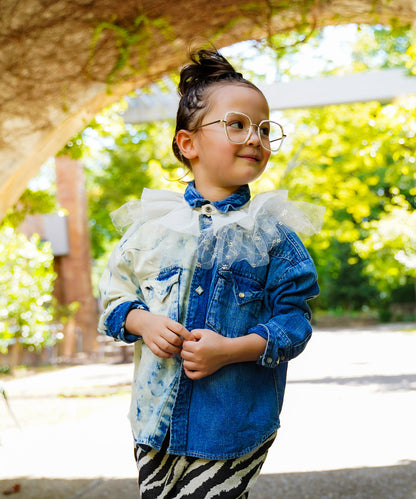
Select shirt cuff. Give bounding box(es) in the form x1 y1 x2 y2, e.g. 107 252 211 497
248 324 284 368
118 325 141 344
104 301 148 343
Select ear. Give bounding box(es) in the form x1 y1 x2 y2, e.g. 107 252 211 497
175 129 198 161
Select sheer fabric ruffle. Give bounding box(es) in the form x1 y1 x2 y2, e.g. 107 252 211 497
111 189 325 269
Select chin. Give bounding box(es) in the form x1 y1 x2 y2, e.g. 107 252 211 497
242 168 265 183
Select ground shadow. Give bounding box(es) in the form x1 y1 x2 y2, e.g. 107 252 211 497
288 374 416 391
2 461 415 498
252 461 416 498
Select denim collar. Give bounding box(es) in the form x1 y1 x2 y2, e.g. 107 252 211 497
184 181 251 213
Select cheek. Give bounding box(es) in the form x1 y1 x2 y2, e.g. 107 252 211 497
263 151 271 165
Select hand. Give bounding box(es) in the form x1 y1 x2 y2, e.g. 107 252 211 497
181 329 230 380
125 309 193 359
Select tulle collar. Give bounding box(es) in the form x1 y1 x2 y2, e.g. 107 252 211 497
111 188 325 268
111 187 324 238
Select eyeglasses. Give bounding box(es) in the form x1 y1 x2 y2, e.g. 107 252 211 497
194 111 286 152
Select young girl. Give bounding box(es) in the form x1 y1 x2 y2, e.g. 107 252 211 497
99 49 323 498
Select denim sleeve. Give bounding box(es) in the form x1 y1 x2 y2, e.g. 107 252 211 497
249 250 319 368
105 301 148 343
98 235 149 343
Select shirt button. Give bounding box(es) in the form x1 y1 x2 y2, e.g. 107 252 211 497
266 357 273 364
238 292 245 298
195 286 204 295
201 204 214 216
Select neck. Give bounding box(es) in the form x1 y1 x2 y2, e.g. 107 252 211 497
193 182 240 202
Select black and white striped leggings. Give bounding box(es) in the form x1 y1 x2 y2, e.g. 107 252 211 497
134 431 276 499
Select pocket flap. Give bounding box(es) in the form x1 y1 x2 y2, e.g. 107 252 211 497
142 269 181 304
234 285 264 305
232 274 264 306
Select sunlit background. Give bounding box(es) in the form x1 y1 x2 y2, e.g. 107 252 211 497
1 23 416 497
7 24 414 333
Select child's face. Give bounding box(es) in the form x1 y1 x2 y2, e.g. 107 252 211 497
190 84 271 198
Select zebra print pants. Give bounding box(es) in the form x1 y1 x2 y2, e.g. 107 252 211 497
134 431 276 499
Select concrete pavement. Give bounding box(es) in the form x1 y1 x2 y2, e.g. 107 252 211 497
1 323 415 498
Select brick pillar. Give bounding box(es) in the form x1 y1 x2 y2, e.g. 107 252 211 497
55 155 98 356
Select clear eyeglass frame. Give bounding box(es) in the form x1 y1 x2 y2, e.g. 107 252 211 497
194 111 287 153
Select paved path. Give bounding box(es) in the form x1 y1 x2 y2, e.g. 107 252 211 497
1 323 415 498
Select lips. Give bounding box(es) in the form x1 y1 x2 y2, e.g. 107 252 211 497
239 154 260 162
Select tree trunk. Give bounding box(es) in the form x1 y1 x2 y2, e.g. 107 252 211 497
8 341 22 372
61 319 77 359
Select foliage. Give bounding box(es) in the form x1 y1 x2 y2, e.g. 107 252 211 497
263 94 416 312
84 106 178 261
88 14 175 84
307 241 379 311
57 133 86 161
238 24 415 315
350 25 416 73
57 24 416 316
354 206 416 290
0 226 60 355
0 177 79 360
1 188 56 229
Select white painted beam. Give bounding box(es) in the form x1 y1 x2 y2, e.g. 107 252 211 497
121 69 416 124
122 89 179 124
262 69 416 110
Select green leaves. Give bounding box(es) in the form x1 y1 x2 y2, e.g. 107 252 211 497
84 114 177 261
260 94 416 312
88 15 176 85
355 207 416 287
0 227 57 354
1 189 56 229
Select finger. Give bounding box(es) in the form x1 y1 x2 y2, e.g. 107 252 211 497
150 343 173 359
182 359 199 371
179 328 195 341
166 319 185 333
168 321 194 340
181 340 198 353
162 330 183 347
158 336 181 355
180 349 194 361
184 368 204 380
190 329 203 340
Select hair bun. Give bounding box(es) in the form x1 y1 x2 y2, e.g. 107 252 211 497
173 47 260 167
178 49 243 96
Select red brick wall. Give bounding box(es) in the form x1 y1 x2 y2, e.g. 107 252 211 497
55 156 98 356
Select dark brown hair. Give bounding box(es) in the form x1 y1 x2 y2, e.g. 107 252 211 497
172 49 262 167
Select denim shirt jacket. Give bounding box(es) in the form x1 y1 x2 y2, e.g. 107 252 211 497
98 181 323 460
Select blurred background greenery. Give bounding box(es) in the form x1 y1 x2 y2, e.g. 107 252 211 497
1 24 415 363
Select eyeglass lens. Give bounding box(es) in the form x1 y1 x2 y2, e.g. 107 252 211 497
224 112 284 151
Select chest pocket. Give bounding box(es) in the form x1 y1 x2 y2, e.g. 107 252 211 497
141 267 181 321
206 269 264 338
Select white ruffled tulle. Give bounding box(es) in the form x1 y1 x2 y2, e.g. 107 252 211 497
111 188 325 268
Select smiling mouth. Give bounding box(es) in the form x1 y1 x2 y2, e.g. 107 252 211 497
240 155 260 162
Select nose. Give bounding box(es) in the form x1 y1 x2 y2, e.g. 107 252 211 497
246 124 261 146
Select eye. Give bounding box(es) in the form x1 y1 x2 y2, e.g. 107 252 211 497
260 125 270 137
228 120 245 130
